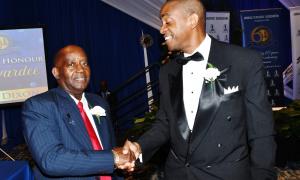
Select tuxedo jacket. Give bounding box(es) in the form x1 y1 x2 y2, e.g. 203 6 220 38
138 39 277 180
22 87 118 180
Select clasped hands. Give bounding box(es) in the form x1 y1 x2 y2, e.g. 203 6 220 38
112 140 141 171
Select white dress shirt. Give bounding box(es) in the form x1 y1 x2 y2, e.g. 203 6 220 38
182 34 211 131
70 93 104 148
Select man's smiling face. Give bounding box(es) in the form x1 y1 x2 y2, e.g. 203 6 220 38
160 1 193 52
52 45 91 98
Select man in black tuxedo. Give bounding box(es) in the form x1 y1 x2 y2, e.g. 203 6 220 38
124 0 277 180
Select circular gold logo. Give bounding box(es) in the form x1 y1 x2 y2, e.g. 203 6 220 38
0 35 9 49
251 26 271 45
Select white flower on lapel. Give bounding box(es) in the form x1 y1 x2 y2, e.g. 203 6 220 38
204 63 221 83
90 106 106 117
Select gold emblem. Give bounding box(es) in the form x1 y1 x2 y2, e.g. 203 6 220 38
0 35 9 49
251 26 271 45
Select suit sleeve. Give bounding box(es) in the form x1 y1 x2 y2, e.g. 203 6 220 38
137 67 170 162
22 97 115 177
244 52 277 180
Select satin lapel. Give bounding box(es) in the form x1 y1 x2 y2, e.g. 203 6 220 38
54 88 92 149
86 95 111 149
169 63 191 141
190 39 226 152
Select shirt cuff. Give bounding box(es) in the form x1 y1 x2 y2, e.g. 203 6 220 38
139 153 143 163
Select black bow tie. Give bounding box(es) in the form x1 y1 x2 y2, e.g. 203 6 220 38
175 52 204 65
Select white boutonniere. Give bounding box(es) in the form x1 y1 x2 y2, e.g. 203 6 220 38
90 106 106 123
204 63 221 83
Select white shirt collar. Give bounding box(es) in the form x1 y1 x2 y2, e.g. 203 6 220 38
69 92 88 106
184 34 211 61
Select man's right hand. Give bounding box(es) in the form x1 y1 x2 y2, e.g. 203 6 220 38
112 146 135 171
123 140 141 160
112 140 141 172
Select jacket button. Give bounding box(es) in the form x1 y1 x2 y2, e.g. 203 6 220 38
185 163 190 167
217 143 222 148
206 165 211 169
226 116 231 121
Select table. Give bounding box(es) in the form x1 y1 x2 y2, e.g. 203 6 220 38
0 161 34 180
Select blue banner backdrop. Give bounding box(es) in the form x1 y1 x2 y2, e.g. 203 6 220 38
240 8 291 106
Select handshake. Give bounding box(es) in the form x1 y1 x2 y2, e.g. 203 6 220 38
111 140 141 171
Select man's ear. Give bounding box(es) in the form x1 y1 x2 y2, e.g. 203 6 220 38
188 13 199 29
52 67 60 80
